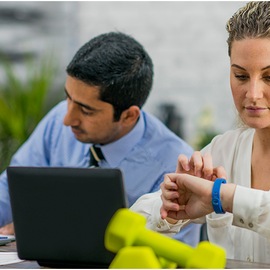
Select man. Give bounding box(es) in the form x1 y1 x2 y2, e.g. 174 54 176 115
0 32 201 245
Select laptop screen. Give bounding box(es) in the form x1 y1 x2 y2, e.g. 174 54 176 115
7 166 127 268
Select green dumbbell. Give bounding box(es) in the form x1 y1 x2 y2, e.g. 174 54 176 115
105 208 226 268
109 246 162 268
109 246 177 269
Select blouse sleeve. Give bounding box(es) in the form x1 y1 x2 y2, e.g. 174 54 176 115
130 190 190 236
232 185 270 240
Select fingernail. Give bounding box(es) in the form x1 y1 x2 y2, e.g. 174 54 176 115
184 164 190 171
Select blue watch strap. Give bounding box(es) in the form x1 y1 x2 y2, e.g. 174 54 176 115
212 178 227 214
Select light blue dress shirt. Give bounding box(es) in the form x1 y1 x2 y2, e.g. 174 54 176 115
0 100 201 246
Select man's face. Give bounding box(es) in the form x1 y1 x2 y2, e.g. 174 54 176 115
63 76 124 145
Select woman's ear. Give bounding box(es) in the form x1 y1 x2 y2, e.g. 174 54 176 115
120 106 140 126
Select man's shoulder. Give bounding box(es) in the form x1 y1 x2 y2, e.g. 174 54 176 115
142 110 177 136
39 100 67 126
32 100 68 139
140 111 193 156
142 111 188 140
47 100 67 116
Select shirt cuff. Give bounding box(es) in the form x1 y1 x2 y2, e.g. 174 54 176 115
232 185 261 231
130 191 189 236
147 193 190 234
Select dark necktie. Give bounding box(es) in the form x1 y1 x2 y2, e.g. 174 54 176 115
89 145 105 167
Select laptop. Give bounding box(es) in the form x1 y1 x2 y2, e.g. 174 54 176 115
7 166 128 268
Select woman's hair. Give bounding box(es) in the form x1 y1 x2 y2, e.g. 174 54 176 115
226 1 270 56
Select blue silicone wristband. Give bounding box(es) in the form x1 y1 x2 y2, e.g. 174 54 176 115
212 178 227 214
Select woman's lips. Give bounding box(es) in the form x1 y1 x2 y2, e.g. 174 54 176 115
245 106 269 114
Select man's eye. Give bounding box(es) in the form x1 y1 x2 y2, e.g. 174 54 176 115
81 108 93 116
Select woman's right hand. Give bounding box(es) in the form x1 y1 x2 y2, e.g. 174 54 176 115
176 151 227 181
160 173 214 220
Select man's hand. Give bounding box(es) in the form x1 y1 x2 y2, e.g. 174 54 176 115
0 222 14 235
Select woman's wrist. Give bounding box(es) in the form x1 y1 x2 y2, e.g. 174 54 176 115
166 217 179 224
212 178 227 213
220 183 237 213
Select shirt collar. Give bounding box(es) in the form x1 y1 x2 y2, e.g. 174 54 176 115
99 111 145 167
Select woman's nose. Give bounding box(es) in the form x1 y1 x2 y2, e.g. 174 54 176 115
246 79 264 100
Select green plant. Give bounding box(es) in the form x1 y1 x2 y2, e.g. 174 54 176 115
0 55 60 172
193 106 219 150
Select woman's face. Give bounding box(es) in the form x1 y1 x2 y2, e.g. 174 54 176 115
230 38 270 130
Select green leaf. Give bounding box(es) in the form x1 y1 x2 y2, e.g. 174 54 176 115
0 54 61 172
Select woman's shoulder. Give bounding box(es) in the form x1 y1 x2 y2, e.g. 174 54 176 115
212 127 254 144
201 127 254 156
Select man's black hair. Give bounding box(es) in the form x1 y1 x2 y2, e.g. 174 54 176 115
66 32 154 121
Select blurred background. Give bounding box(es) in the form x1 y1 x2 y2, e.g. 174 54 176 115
0 1 247 171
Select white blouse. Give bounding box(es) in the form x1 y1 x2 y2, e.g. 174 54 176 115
131 128 270 263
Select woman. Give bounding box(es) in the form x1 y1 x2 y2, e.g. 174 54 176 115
131 1 270 264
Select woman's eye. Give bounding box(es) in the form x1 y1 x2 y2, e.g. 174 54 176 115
234 74 248 81
263 76 270 82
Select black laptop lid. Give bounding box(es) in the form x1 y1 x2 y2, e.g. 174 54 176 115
7 167 127 268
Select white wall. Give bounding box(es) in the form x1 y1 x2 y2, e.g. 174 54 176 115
73 1 247 145
0 1 247 147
